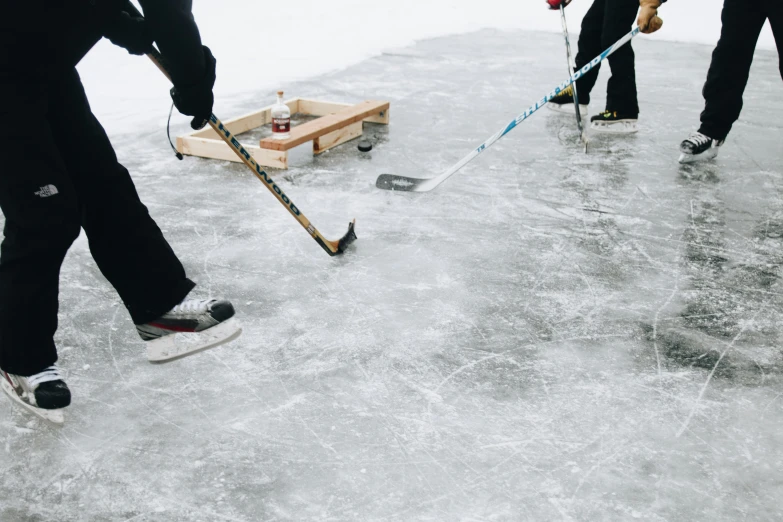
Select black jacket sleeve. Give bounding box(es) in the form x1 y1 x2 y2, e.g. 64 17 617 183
134 0 207 87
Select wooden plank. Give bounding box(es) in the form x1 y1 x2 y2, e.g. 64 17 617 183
260 100 390 152
178 136 245 163
298 99 389 124
189 98 301 139
177 136 288 169
298 99 351 117
251 147 289 170
313 121 363 155
365 107 390 125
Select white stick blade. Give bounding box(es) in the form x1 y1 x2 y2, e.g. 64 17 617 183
375 174 431 192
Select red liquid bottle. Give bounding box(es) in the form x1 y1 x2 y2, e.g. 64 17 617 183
271 91 291 140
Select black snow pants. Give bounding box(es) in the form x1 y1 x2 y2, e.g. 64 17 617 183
573 0 640 115
0 64 195 377
698 0 783 141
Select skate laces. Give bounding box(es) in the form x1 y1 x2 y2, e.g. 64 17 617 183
687 132 712 147
26 366 65 388
169 299 214 316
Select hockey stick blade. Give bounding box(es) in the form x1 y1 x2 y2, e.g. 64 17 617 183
319 219 358 255
376 174 432 192
375 26 640 194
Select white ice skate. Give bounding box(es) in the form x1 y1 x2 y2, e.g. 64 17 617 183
678 132 724 164
589 110 638 134
1 366 69 424
137 298 242 362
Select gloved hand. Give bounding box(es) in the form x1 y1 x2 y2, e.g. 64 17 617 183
546 0 572 10
170 46 217 130
638 0 664 34
103 11 154 56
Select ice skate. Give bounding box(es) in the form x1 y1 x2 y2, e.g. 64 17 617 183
1 366 70 424
590 110 638 133
547 86 588 116
678 132 724 164
137 298 242 362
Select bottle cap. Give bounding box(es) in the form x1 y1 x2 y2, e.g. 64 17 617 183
277 90 284 97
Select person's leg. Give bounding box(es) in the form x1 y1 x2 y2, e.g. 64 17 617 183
573 0 607 103
0 74 81 376
698 0 766 141
603 0 641 114
46 69 195 326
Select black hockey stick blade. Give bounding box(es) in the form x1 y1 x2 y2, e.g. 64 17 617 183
316 219 357 256
376 173 432 192
336 219 358 254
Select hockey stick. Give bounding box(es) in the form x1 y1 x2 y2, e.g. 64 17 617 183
376 26 641 193
559 2 588 152
124 5 356 256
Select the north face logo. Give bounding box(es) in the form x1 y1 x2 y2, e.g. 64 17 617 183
34 185 59 198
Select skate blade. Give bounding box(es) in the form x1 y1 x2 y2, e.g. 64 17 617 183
548 103 588 117
147 317 242 363
0 378 65 425
590 120 638 134
678 147 720 164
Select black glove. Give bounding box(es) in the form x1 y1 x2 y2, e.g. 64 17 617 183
103 11 154 56
170 46 217 130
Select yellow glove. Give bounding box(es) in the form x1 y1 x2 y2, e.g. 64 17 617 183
638 0 664 34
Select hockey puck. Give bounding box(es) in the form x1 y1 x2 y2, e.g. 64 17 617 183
357 140 373 152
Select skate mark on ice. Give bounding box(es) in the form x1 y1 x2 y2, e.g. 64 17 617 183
432 353 504 396
106 306 193 436
652 269 682 379
350 362 441 500
676 313 759 438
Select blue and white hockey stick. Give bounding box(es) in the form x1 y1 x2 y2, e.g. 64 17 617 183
376 26 641 193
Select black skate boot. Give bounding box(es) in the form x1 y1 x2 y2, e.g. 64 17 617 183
547 85 588 116
1 365 70 424
590 110 638 134
678 132 724 164
137 298 242 362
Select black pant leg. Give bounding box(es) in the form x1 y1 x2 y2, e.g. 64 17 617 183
603 0 641 114
46 70 195 326
0 75 81 376
699 0 767 141
573 0 607 102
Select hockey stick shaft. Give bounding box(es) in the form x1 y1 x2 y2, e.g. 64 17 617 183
123 3 355 256
418 26 640 190
559 3 587 148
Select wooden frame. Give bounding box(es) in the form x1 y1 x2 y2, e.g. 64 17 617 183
176 98 390 169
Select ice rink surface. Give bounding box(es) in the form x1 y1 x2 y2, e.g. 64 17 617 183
2 30 783 521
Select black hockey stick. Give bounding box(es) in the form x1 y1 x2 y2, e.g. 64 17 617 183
123 3 356 256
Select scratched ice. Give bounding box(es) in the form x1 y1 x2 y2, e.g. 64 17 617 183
1 30 782 521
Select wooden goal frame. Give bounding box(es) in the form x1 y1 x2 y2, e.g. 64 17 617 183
176 98 390 169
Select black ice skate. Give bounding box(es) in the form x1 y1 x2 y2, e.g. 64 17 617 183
547 85 588 116
1 366 70 424
590 110 638 134
678 132 724 164
137 299 242 362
